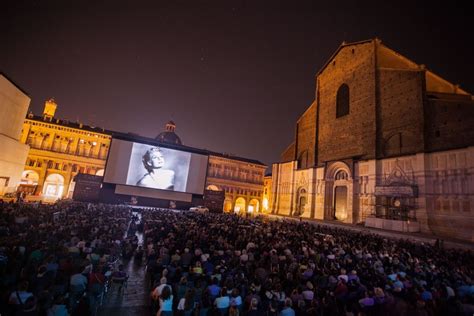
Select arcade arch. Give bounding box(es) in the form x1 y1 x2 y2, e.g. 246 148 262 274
21 170 39 185
234 197 246 214
43 173 65 200
248 198 259 214
223 199 233 212
206 184 220 191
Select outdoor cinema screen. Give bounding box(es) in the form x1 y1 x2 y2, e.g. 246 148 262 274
104 139 208 195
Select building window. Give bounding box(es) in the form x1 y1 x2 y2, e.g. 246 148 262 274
336 84 350 118
335 170 348 180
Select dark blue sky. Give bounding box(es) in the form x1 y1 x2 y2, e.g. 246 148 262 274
1 0 473 167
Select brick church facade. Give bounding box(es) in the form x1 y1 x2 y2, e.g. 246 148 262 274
271 39 474 241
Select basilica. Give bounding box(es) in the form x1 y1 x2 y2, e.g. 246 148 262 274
270 39 474 241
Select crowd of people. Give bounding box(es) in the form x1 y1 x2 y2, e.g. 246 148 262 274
0 201 134 316
142 209 474 316
0 200 473 316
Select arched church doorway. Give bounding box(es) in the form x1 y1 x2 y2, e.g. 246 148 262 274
334 186 348 221
324 163 353 223
295 187 307 216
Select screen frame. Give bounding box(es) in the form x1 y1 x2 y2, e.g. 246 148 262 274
103 133 210 196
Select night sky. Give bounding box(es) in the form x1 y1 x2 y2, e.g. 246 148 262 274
1 0 473 169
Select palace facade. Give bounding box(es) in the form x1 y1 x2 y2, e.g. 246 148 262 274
9 100 266 212
271 39 474 241
18 99 112 201
206 154 266 214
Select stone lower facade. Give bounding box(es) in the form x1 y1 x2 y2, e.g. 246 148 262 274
206 155 266 214
271 146 474 242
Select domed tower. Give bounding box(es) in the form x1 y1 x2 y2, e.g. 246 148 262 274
155 120 183 145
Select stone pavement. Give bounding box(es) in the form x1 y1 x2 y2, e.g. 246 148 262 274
97 212 153 316
97 257 152 316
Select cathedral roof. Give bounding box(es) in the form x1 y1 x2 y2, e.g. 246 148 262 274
315 38 471 96
314 39 374 78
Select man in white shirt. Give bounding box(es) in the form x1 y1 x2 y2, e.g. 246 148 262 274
151 277 170 300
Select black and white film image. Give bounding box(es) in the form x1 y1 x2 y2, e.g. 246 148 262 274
126 143 191 192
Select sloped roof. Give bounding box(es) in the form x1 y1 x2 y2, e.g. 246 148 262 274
314 39 374 79
314 38 471 96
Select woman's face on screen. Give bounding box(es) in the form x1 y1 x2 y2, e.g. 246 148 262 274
149 150 165 168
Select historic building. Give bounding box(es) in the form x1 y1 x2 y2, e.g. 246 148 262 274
262 174 273 213
154 121 267 214
271 39 474 241
11 101 266 209
205 154 266 214
0 74 30 196
18 99 112 201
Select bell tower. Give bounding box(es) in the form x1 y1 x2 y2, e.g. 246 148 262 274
43 98 57 122
165 120 176 132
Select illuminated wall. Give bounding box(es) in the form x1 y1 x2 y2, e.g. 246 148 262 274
18 100 111 201
0 75 30 196
206 155 266 214
270 39 474 241
262 175 272 213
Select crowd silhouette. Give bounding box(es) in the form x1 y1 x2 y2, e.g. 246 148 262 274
0 201 472 316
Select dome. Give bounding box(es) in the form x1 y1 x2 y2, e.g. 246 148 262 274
155 121 183 145
155 131 182 145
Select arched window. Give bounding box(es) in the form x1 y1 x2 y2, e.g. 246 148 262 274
335 170 348 180
297 150 309 169
336 84 350 118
